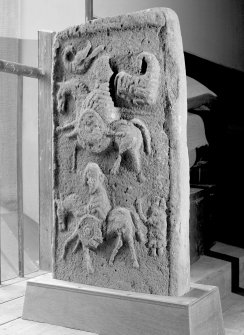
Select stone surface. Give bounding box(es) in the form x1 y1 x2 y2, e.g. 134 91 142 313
52 8 189 296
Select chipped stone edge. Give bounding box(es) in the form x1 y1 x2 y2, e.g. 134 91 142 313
163 8 190 296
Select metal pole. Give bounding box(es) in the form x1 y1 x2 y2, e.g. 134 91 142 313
0 59 43 78
0 199 1 284
17 75 24 278
85 0 93 22
38 31 55 271
17 38 24 278
0 43 47 281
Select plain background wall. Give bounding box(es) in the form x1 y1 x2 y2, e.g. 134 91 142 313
20 0 86 39
0 0 19 208
94 0 244 72
19 0 86 222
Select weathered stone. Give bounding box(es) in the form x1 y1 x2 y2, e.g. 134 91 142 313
52 7 189 296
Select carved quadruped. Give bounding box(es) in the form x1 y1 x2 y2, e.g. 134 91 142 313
56 194 79 231
110 118 151 181
59 161 146 273
61 214 103 274
106 207 145 269
57 54 151 179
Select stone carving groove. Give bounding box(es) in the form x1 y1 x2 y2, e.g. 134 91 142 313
53 8 189 296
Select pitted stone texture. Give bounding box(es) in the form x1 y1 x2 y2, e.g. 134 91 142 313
52 7 189 296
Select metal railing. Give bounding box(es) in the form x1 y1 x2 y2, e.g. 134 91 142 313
0 1 94 284
0 31 54 284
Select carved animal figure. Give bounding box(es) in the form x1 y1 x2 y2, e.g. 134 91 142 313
62 40 104 74
56 40 105 114
115 52 160 106
57 56 151 180
59 161 148 272
136 197 167 257
61 214 103 274
56 79 89 114
56 55 120 161
109 118 151 181
106 207 145 269
58 111 151 180
56 193 79 231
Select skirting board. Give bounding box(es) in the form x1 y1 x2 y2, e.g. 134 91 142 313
22 274 224 335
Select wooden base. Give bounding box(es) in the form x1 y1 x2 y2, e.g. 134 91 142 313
23 274 225 335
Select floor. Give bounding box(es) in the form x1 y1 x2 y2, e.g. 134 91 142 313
0 271 96 335
0 264 244 334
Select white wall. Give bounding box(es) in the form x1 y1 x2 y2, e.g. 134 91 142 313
0 0 19 38
20 0 86 39
94 0 244 72
0 0 19 208
19 0 86 222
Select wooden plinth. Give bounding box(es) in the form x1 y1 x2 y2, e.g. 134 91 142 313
22 274 224 335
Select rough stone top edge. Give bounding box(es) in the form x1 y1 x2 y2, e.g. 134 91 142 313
53 7 176 49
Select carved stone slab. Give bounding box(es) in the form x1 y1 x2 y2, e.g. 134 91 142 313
52 8 189 296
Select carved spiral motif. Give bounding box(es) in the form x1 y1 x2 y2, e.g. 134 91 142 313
77 109 111 153
77 214 103 249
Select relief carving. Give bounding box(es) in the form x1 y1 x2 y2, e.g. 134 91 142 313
60 162 110 273
56 193 79 231
82 162 111 222
108 118 151 182
107 207 145 268
136 197 167 257
57 79 89 114
53 8 189 295
57 55 151 180
62 40 105 74
57 162 111 231
115 52 160 106
59 162 146 273
61 214 103 274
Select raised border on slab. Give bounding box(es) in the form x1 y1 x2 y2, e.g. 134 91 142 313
39 30 56 272
52 7 190 297
22 274 224 335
